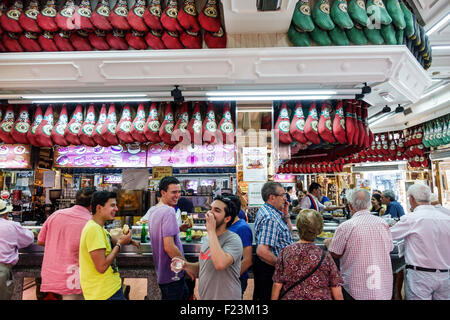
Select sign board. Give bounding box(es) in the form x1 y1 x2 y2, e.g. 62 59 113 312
248 182 265 206
243 147 267 182
153 166 173 180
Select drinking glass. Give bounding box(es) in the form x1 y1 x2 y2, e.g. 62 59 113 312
171 257 184 281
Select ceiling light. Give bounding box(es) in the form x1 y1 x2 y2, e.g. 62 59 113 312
431 45 450 51
205 90 340 96
382 105 391 113
395 105 404 113
426 13 450 36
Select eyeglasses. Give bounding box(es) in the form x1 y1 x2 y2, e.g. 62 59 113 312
273 193 287 198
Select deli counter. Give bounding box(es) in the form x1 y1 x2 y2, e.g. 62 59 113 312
14 221 405 300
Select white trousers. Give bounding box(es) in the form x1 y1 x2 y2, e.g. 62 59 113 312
405 269 450 300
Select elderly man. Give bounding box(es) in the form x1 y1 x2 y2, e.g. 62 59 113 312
0 200 34 300
325 188 394 300
390 184 450 300
253 181 294 300
381 190 405 219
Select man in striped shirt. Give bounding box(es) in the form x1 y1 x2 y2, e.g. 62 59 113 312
253 181 294 300
325 188 394 300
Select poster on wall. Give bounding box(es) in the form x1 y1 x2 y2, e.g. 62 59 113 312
248 182 265 206
243 147 267 182
0 144 31 169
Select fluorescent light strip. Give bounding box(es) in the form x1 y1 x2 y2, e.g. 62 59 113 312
29 98 155 104
205 90 340 96
22 93 150 99
206 95 357 101
431 45 450 51
426 13 450 36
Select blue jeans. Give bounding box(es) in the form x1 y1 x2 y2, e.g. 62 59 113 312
107 287 126 300
159 278 189 300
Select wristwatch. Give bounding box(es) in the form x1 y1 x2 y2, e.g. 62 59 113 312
116 243 121 250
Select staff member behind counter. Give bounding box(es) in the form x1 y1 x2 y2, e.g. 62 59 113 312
299 183 344 212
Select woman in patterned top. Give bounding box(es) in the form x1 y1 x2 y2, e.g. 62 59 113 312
271 209 344 300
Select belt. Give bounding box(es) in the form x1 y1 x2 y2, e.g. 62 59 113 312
0 262 13 270
406 265 449 273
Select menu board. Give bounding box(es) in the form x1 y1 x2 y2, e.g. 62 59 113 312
54 143 147 168
0 144 32 169
243 147 267 182
147 143 236 167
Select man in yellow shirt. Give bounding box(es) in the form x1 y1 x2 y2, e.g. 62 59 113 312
79 191 138 300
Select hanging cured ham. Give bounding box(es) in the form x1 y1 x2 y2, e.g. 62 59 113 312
356 101 366 147
78 103 97 147
51 104 69 146
361 102 370 148
333 100 346 144
0 105 16 143
187 102 202 145
116 104 134 143
178 0 200 32
27 105 43 146
159 102 176 145
11 105 30 144
19 0 41 33
290 102 307 144
35 104 55 147
304 101 321 145
145 29 166 49
56 0 77 31
161 0 183 32
91 103 109 147
130 103 147 143
198 0 221 33
89 29 110 50
318 101 335 143
351 101 360 146
37 0 58 32
143 0 163 31
101 103 120 146
162 30 184 49
71 30 93 51
180 30 202 49
106 28 129 50
38 31 59 51
1 0 23 33
19 31 42 52
127 0 148 32
144 102 161 143
3 33 23 52
204 26 226 48
172 102 190 144
218 103 234 144
91 0 112 31
345 100 355 146
275 102 293 145
109 0 131 30
65 104 83 145
202 102 219 144
73 0 94 31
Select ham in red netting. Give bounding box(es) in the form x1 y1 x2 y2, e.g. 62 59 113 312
51 104 69 146
318 101 335 144
218 103 234 145
116 104 134 143
203 102 219 144
159 102 176 145
304 101 321 145
290 102 307 144
11 104 31 144
275 102 293 145
65 104 83 145
187 102 202 145
0 105 16 143
78 103 97 147
172 102 190 144
92 103 109 147
101 103 120 146
27 104 43 146
333 100 347 144
130 103 147 143
144 102 162 143
35 104 54 147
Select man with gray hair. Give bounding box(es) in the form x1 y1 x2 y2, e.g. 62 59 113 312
325 188 394 300
381 190 405 219
253 181 294 300
390 184 450 300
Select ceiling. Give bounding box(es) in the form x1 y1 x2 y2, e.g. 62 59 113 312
370 0 450 133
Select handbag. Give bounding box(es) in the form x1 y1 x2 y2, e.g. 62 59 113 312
278 249 326 300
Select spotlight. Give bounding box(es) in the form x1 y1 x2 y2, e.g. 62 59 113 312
382 105 391 113
395 104 404 113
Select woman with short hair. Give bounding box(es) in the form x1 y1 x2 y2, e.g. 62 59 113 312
271 209 344 300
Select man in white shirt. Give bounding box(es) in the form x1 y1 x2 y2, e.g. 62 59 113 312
390 184 450 300
299 183 342 212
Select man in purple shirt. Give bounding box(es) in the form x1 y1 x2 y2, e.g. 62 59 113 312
148 176 190 300
0 200 34 300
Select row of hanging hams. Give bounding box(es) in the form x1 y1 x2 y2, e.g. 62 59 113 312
0 0 226 52
277 125 430 174
275 99 374 149
0 101 235 147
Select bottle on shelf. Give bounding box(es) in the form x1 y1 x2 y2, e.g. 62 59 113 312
185 228 192 242
141 222 147 243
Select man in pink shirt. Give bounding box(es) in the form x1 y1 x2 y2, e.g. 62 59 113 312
0 200 34 300
325 188 394 300
37 187 96 300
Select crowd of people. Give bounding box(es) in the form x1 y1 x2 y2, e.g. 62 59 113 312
0 178 449 300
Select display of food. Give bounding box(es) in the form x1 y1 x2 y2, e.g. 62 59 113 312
317 231 334 239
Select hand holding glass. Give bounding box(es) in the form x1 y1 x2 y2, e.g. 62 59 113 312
171 257 184 281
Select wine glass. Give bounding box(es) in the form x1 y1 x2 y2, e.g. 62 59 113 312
171 257 184 281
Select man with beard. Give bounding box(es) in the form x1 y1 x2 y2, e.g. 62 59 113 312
173 195 243 300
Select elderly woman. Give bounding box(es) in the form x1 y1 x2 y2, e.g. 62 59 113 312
271 209 344 300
